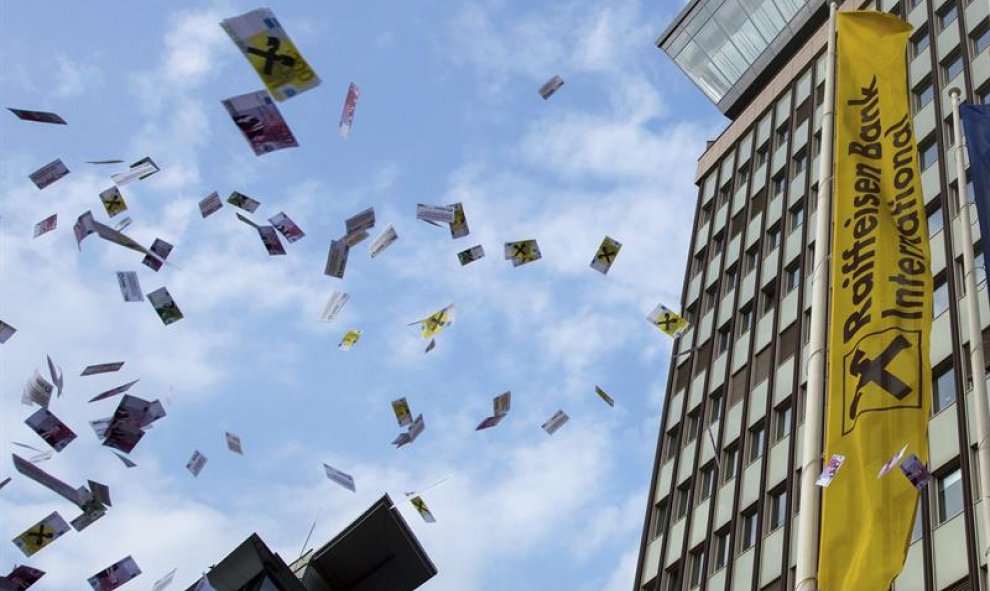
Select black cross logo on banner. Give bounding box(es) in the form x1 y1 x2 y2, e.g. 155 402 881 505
656 313 679 331
105 194 125 212
246 37 296 75
597 245 617 265
848 334 912 418
513 243 529 258
25 524 53 546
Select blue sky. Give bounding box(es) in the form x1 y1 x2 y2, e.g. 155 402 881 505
0 1 725 589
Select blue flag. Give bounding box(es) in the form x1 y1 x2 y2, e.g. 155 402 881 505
961 103 990 282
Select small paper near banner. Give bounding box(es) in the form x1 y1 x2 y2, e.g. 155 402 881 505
151 569 177 591
338 82 360 138
448 202 469 239
320 292 349 322
457 244 485 266
29 159 69 190
339 329 362 351
222 90 299 156
147 287 184 325
324 239 349 278
504 240 541 267
877 445 908 479
0 564 45 590
199 192 223 218
412 304 455 339
110 159 159 185
99 187 127 217
345 207 376 235
594 386 615 407
81 362 125 376
900 454 931 490
227 191 261 213
186 451 207 477
25 408 76 452
416 203 455 224
590 236 622 274
816 454 846 488
116 271 143 302
87 555 141 591
541 410 569 435
323 463 356 492
9 108 66 124
392 397 413 428
269 212 305 243
647 304 690 338
257 226 286 256
12 511 70 557
221 7 321 101
225 432 243 455
33 214 57 238
538 75 564 99
0 321 15 344
369 225 398 258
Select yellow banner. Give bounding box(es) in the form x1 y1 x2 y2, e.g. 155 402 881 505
820 11 932 591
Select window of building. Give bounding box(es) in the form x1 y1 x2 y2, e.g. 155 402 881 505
767 224 781 250
788 202 804 233
675 480 692 520
773 401 793 442
911 502 923 542
708 390 723 425
927 201 944 235
745 247 759 275
713 528 731 571
664 564 681 591
768 486 788 531
642 578 659 591
974 21 990 55
663 426 680 463
724 266 738 295
687 548 705 589
798 384 808 424
914 77 934 111
738 304 755 336
705 285 718 313
762 281 778 316
933 362 957 413
937 466 964 523
911 28 930 58
740 506 759 552
785 263 801 293
772 174 787 197
700 203 713 224
776 124 790 149
939 2 958 30
920 137 939 170
933 273 950 317
686 409 701 444
712 231 725 255
650 499 668 539
718 185 731 210
699 463 717 502
981 84 990 105
792 150 807 176
757 143 770 167
716 324 731 355
748 422 766 462
738 163 751 189
723 442 740 482
693 251 706 277
942 51 964 84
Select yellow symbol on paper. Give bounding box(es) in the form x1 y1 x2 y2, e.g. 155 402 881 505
338 329 362 351
245 32 318 101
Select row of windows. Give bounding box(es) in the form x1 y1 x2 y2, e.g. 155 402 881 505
648 462 967 591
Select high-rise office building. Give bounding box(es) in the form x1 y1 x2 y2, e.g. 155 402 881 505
635 0 990 590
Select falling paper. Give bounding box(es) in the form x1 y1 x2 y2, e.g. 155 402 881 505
257 226 286 255
225 432 243 455
221 7 321 101
339 329 362 351
392 397 413 428
114 217 132 232
448 202 469 239
147 287 184 325
416 203 456 224
86 159 125 165
476 391 511 430
116 271 143 302
81 362 125 376
199 192 223 218
877 445 908 478
338 82 360 138
110 159 159 185
0 321 15 344
343 230 369 247
24 408 76 452
33 214 57 238
186 451 207 477
815 454 846 487
900 454 931 490
393 414 426 447
412 304 455 339
320 292 350 322
590 236 622 274
227 191 261 212
0 477 10 490
269 211 305 242
29 159 69 190
324 239 349 278
457 245 485 266
222 90 299 155
22 372 53 408
0 564 45 591
142 238 173 271
409 495 436 523
87 556 141 591
11 454 88 505
346 207 376 235
113 452 137 468
369 225 398 258
504 240 542 267
46 356 62 398
424 339 436 353
323 463 356 492
151 569 177 591
538 75 564 99
541 410 569 435
89 379 139 403
8 108 66 124
647 304 690 338
99 187 128 217
74 211 96 249
12 511 70 557
595 386 615 407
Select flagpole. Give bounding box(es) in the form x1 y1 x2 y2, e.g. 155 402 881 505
795 2 837 590
949 87 990 565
